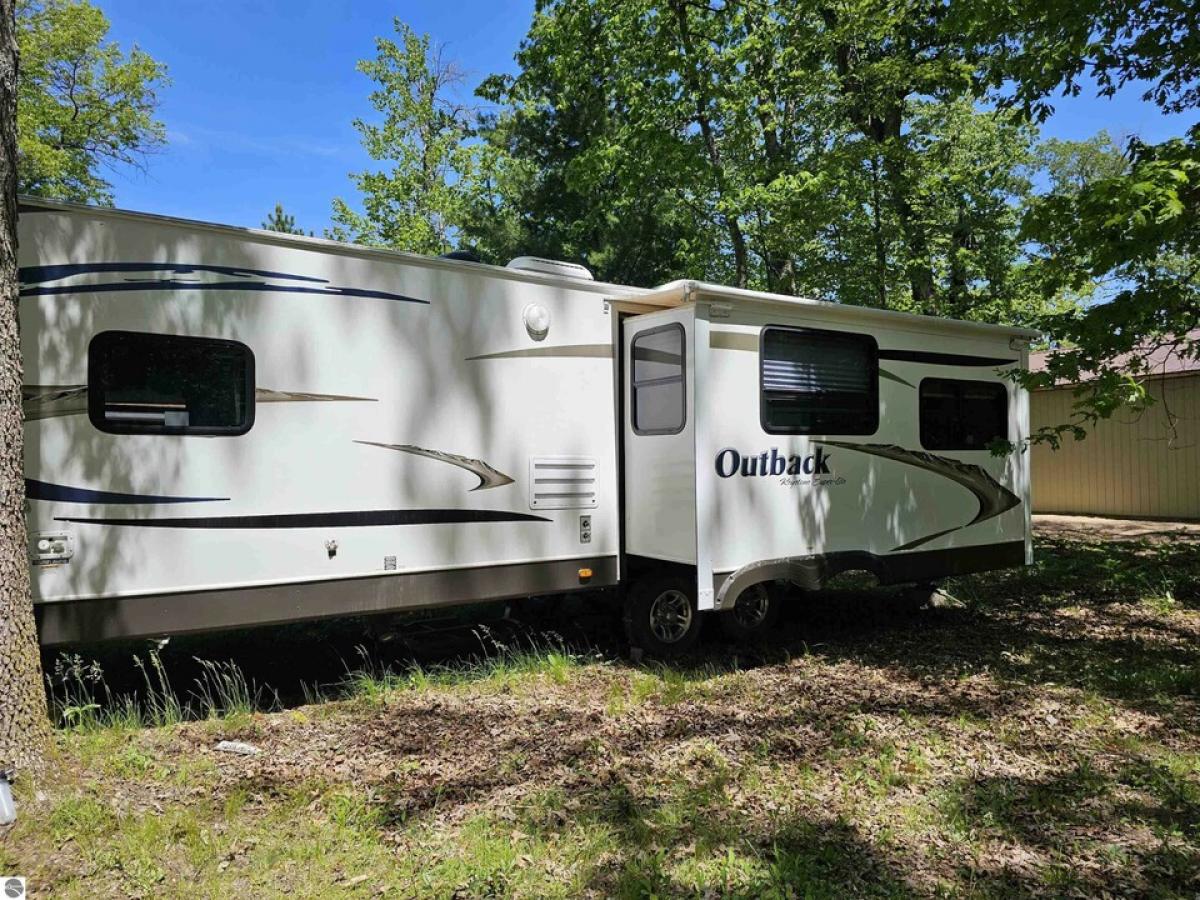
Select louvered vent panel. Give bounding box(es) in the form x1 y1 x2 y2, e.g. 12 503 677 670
529 456 598 510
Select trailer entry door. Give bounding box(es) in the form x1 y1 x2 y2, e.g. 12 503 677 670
621 308 697 568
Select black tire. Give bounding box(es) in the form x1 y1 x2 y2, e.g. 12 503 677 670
720 581 783 642
623 572 702 659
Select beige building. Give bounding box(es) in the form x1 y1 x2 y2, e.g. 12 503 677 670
1030 338 1200 521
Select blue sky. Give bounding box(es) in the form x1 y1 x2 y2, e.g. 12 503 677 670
100 0 534 233
99 0 1190 234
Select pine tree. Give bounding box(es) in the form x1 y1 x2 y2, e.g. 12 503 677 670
261 202 307 235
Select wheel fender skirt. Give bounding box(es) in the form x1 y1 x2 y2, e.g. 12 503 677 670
713 541 1026 610
715 553 878 610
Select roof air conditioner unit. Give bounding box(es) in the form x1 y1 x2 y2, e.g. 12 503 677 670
505 256 594 281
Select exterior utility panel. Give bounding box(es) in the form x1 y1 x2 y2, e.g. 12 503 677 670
20 199 1036 645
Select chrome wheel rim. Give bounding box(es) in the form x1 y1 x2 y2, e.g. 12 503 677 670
649 589 693 644
733 584 770 629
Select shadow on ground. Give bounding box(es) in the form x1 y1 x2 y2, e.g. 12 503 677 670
24 533 1200 897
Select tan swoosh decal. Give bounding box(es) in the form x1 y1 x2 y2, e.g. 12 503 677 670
23 384 88 420
879 369 915 388
254 389 377 403
22 385 376 420
354 441 515 492
823 441 1021 552
467 344 611 361
709 332 758 352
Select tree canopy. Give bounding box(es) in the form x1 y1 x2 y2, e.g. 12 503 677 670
954 0 1199 444
329 20 475 255
16 0 167 205
332 0 1197 445
340 1 1070 327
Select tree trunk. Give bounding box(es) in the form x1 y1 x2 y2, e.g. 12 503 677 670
946 207 971 319
875 120 936 311
820 6 936 310
669 0 750 287
0 0 50 775
869 154 887 307
742 12 796 294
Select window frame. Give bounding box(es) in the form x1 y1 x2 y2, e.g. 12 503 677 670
758 325 879 436
918 376 1009 451
87 330 256 437
630 322 687 436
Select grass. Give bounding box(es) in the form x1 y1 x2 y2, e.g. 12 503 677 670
44 648 282 732
336 629 593 703
44 627 583 732
4 528 1200 896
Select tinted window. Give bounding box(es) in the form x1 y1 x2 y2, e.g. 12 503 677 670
631 324 685 434
920 378 1007 450
760 326 878 434
89 331 254 435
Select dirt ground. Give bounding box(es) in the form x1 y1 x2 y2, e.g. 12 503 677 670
1034 512 1200 543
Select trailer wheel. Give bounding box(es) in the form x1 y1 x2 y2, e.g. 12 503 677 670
624 573 701 658
720 582 782 642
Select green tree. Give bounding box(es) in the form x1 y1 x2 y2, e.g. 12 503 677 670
1037 131 1128 195
1018 130 1199 443
956 0 1199 444
16 0 167 204
330 20 474 255
475 0 795 288
4 0 166 769
261 202 307 235
961 0 1200 119
473 0 1050 326
470 0 727 285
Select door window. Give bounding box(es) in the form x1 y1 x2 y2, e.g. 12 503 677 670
631 323 685 435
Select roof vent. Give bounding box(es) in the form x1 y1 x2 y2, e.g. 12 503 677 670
505 256 594 281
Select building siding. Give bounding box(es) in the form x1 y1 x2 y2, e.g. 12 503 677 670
1030 373 1200 520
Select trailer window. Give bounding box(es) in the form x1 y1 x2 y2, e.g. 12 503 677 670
760 326 878 434
631 323 685 434
88 331 255 435
919 378 1007 450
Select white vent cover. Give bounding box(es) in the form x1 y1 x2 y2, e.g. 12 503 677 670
529 456 598 509
506 256 594 281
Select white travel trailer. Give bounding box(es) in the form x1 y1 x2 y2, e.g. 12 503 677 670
20 199 1036 653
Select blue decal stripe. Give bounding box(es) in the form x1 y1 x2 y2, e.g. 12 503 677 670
18 262 328 284
20 280 427 304
26 479 229 504
55 509 549 528
17 263 427 305
878 349 1016 367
